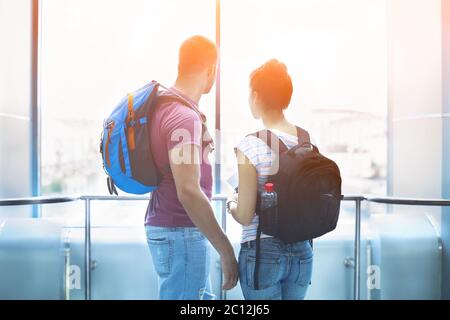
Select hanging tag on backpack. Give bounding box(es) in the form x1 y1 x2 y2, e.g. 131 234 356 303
107 177 118 196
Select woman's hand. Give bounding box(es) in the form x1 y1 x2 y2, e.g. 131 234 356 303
227 192 238 215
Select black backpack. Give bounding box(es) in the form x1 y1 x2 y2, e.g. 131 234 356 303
250 127 342 289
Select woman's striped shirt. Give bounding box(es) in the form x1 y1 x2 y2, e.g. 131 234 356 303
235 129 301 244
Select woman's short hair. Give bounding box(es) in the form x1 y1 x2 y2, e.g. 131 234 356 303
250 59 293 110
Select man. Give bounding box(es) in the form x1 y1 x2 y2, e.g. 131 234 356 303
145 35 238 300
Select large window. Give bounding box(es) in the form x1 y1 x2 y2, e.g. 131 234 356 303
40 0 388 224
219 0 388 241
40 0 215 223
0 0 32 218
221 0 388 196
40 0 215 196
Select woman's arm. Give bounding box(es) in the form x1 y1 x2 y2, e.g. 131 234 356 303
229 149 258 226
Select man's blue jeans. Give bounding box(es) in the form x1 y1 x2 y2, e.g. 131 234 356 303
145 226 215 300
239 238 313 300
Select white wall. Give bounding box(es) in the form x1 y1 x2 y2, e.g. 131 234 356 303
387 0 447 297
388 0 443 199
0 0 32 217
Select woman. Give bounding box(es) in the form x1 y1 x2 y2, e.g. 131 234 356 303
227 59 313 300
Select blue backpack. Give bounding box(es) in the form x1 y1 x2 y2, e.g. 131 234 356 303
100 81 197 195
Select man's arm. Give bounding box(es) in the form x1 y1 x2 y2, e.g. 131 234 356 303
169 143 238 290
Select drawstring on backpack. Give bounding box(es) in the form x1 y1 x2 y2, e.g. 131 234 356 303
254 222 263 290
105 121 115 168
127 93 136 151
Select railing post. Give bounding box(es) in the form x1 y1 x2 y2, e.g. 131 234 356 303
31 0 41 219
354 198 362 300
220 198 227 301
84 198 91 300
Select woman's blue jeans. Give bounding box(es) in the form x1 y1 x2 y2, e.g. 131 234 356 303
239 238 313 300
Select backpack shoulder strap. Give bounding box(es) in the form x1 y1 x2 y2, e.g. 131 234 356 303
253 222 262 290
153 89 214 179
156 94 197 115
248 129 289 154
156 86 206 123
295 126 311 144
156 90 212 144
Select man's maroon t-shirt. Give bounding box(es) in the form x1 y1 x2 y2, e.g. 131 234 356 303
145 88 213 227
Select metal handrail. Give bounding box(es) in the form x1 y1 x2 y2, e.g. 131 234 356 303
0 194 370 207
365 195 450 206
0 194 81 206
1 193 450 301
79 194 228 300
0 194 228 300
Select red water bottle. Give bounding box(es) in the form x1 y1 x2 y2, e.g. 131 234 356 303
260 183 278 235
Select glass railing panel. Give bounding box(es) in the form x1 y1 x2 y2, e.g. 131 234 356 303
361 203 442 300
0 202 80 300
0 195 447 300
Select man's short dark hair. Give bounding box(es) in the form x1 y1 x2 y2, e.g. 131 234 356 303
250 59 293 110
178 36 218 77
